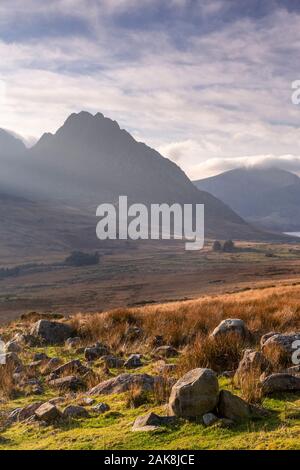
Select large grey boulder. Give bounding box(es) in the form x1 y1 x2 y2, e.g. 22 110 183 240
88 373 159 395
211 319 250 340
31 320 74 345
169 368 219 418
261 333 300 365
261 373 300 395
218 390 251 422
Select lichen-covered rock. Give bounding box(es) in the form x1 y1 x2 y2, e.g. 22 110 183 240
169 368 219 418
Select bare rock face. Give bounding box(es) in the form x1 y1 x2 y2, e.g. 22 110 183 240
261 373 300 395
234 349 271 386
210 319 250 340
30 320 74 345
34 402 62 424
261 333 300 365
218 390 251 422
8 402 44 424
88 373 159 395
169 368 219 418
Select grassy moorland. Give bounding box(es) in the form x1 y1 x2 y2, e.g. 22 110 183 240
0 284 300 450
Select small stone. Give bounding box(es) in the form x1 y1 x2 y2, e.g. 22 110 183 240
63 405 89 419
92 402 110 414
124 354 143 368
202 412 219 426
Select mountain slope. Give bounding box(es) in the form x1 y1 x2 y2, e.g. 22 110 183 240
194 167 300 231
0 114 281 258
25 111 265 240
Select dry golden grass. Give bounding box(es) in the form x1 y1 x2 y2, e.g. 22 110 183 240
73 284 300 355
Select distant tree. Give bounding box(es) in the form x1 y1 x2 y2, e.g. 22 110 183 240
64 251 100 267
223 240 235 253
212 240 222 252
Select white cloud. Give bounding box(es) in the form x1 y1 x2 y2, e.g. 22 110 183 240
0 3 300 180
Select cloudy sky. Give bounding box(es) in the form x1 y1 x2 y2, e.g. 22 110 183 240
1 0 300 179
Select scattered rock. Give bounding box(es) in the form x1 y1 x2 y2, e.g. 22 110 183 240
132 412 162 431
124 354 143 368
41 357 61 375
84 343 109 361
33 352 49 362
152 346 179 359
49 375 84 392
63 405 89 419
101 355 124 368
218 390 251 422
261 373 300 395
261 333 300 365
169 368 219 418
30 320 74 345
92 402 110 414
49 359 90 379
211 319 250 340
235 349 271 386
202 412 219 426
8 402 44 424
78 397 95 406
35 402 62 424
88 373 159 395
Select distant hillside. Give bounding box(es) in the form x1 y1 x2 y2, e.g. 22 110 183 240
194 167 300 231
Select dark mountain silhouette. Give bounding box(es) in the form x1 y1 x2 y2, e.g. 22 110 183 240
194 167 300 231
0 113 287 258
